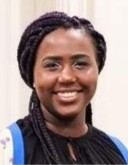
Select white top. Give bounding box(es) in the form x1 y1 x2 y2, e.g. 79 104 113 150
0 128 13 165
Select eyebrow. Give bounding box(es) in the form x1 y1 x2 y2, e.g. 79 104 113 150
42 54 89 61
42 56 62 61
71 54 89 60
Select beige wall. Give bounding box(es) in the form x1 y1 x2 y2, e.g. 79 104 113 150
0 0 128 146
92 0 128 147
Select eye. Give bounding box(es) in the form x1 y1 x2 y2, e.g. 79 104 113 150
44 62 60 71
74 61 89 69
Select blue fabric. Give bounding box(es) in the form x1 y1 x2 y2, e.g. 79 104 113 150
109 136 128 164
8 123 24 165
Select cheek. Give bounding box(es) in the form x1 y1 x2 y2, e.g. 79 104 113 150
34 70 57 90
81 69 98 90
34 73 55 103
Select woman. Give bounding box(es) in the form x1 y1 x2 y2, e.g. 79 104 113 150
0 11 127 164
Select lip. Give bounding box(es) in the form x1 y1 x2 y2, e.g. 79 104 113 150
53 88 83 93
53 89 83 103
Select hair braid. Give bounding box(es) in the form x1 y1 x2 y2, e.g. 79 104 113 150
29 90 61 164
86 103 92 125
29 91 52 164
90 31 106 72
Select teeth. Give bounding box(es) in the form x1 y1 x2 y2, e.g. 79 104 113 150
58 92 77 98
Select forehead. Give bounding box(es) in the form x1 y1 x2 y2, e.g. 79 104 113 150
36 28 95 56
41 28 90 45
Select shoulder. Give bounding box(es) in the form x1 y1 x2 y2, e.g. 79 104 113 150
0 122 25 165
108 135 128 163
91 126 128 163
0 128 13 165
16 115 35 140
92 126 127 148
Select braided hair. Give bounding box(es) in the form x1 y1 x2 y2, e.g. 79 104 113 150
17 11 106 164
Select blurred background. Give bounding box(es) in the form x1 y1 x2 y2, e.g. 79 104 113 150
0 0 128 146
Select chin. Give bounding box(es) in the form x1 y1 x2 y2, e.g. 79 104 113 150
54 110 80 121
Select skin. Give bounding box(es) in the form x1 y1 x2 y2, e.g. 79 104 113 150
34 28 99 138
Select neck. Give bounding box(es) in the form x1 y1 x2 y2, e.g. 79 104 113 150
41 105 88 138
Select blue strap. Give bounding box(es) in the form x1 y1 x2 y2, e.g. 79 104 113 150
109 136 128 164
8 123 24 165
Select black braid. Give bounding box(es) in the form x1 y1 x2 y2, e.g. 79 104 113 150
29 90 61 164
17 11 106 164
86 103 92 125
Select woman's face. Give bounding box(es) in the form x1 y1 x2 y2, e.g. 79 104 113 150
34 28 99 120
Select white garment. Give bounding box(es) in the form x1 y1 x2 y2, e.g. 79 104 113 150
0 128 13 165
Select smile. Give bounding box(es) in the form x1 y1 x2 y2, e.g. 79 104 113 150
54 90 82 103
57 91 77 98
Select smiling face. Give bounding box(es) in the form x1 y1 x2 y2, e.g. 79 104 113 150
34 28 99 121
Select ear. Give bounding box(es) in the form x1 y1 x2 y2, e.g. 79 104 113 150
33 83 35 88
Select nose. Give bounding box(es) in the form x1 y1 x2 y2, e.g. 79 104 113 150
58 66 76 84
